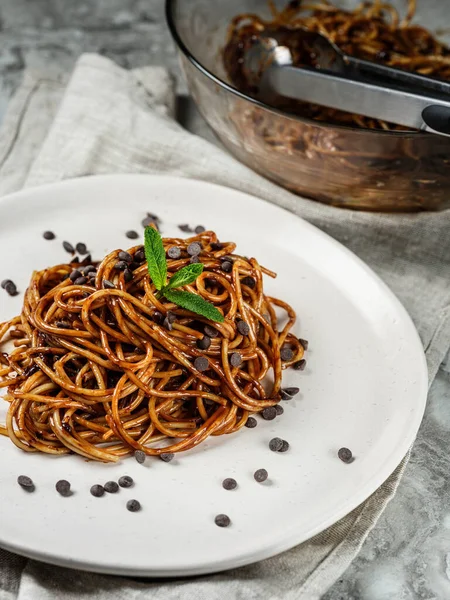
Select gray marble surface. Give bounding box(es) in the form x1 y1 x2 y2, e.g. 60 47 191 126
0 2 449 599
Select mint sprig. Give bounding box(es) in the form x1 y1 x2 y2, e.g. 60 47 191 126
143 227 225 323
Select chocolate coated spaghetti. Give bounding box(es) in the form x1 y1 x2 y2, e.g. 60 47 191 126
0 232 303 462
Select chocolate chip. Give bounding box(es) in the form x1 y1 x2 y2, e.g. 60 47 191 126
118 251 133 264
126 230 139 239
194 356 209 372
56 321 70 329
220 260 232 273
55 480 71 496
69 269 82 282
204 325 219 338
279 440 290 452
163 317 173 331
275 404 284 415
152 310 164 325
43 231 55 240
269 437 284 452
178 224 193 233
167 246 181 259
241 276 256 289
262 407 277 420
197 336 211 350
280 387 300 400
222 478 237 490
5 281 18 296
81 254 92 265
123 268 133 283
293 359 306 371
76 243 88 255
298 338 309 350
142 215 158 228
63 241 74 254
115 261 128 271
134 450 146 464
187 242 202 256
210 242 223 250
134 249 145 263
230 352 242 368
104 481 119 493
17 475 34 491
167 311 177 324
160 453 174 463
118 475 134 488
126 499 141 512
195 225 205 234
103 279 115 289
81 265 96 275
70 256 79 264
190 255 200 264
280 347 294 362
215 514 231 527
254 468 268 483
1 279 12 289
90 484 105 497
338 447 354 463
237 320 250 336
245 417 257 428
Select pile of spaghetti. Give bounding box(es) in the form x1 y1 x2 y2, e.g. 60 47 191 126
0 232 304 462
224 0 450 130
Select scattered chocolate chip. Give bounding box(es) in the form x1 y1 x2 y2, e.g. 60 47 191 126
134 249 145 263
280 387 300 400
134 450 146 464
126 230 139 239
298 338 309 351
167 311 177 324
118 251 133 264
142 215 158 228
90 484 105 497
220 260 232 273
103 279 115 289
190 255 200 264
163 317 173 331
167 246 181 259
81 265 96 275
194 356 209 372
280 347 294 362
293 359 306 371
197 335 211 350
69 269 82 282
262 407 277 420
338 447 354 463
55 480 71 497
76 243 88 255
178 224 193 233
126 499 141 512
241 276 256 289
104 481 119 493
215 514 231 527
187 242 202 256
123 268 133 283
195 225 205 234
245 417 257 428
55 321 70 329
222 478 237 490
74 277 87 286
43 231 55 240
63 241 74 254
279 440 290 452
1 279 12 289
70 256 79 264
160 453 174 463
118 475 134 488
115 261 128 271
237 320 250 336
23 364 39 377
254 469 268 483
81 254 92 266
210 242 223 250
17 475 34 491
5 281 18 296
275 404 284 415
269 437 284 452
230 352 242 368
204 325 219 338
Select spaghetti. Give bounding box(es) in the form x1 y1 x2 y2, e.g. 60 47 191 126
0 231 304 462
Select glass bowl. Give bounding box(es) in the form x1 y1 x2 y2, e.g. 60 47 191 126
166 0 450 212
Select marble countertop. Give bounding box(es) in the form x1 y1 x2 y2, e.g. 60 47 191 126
0 2 449 599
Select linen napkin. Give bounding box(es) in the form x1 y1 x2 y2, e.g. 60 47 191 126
0 54 449 600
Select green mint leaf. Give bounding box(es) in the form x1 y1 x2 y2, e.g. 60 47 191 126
164 289 224 323
165 263 204 290
144 226 167 291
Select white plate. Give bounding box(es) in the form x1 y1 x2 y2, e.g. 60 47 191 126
0 175 427 576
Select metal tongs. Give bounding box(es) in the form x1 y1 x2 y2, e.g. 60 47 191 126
244 29 450 136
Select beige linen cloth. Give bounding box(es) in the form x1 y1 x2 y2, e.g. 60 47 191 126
0 54 449 600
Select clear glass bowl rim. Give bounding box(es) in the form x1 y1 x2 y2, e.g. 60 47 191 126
165 0 432 139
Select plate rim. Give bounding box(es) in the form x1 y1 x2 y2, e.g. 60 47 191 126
0 174 428 576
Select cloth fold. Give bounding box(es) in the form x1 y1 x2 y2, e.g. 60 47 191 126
0 54 449 600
